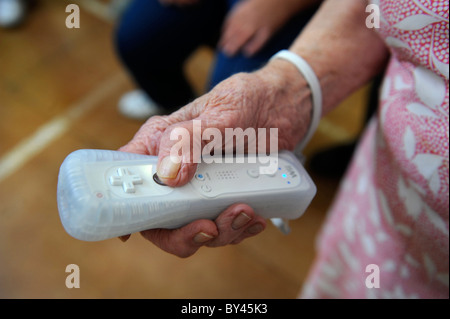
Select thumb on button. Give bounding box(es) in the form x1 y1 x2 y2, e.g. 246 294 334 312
156 121 200 187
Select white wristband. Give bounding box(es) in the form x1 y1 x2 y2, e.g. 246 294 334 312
270 50 322 151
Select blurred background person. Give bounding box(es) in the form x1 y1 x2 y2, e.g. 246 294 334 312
114 0 321 120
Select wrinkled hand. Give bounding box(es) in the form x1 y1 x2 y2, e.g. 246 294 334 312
219 0 300 57
119 61 311 257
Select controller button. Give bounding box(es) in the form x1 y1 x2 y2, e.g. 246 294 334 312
259 167 277 177
246 168 259 178
195 173 205 181
201 184 212 193
109 168 143 193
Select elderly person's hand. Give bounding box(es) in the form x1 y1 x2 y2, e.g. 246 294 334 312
118 60 312 257
119 0 388 258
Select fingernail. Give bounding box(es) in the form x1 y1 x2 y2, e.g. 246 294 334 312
232 212 252 230
246 223 264 235
194 232 214 244
157 156 181 179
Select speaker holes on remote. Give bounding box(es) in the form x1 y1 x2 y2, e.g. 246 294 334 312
215 170 238 180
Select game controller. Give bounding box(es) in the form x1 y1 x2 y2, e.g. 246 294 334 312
57 149 316 241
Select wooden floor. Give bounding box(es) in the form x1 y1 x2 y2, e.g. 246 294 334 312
0 0 370 299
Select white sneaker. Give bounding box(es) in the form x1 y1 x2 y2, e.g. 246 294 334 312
118 90 164 120
0 0 26 28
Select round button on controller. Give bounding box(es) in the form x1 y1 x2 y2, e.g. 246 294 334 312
247 168 260 178
201 184 212 193
195 173 206 181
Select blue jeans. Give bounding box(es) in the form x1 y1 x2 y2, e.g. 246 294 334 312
115 0 317 112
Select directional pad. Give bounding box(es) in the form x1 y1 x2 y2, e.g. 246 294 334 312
109 168 143 194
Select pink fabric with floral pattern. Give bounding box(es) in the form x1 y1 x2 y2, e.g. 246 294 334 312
301 0 448 298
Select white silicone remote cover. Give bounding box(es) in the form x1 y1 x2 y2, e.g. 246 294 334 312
57 149 316 241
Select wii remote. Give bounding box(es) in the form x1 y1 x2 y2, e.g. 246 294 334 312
57 149 316 241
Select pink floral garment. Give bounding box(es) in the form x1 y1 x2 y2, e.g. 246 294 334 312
301 0 448 298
